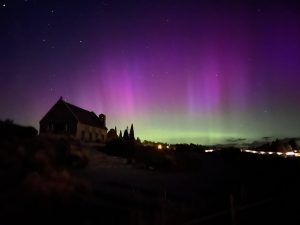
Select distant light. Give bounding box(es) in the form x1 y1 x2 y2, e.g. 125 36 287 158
166 145 170 149
2 3 6 7
286 151 295 156
157 144 163 150
205 149 214 153
259 151 266 154
295 153 300 157
276 152 283 155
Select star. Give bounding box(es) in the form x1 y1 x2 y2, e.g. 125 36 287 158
162 17 170 24
263 109 268 113
2 3 6 7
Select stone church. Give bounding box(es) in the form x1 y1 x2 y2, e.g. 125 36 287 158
39 97 107 142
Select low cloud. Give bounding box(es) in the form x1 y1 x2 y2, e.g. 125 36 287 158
226 138 247 143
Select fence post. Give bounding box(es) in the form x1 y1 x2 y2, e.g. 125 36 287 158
230 193 237 225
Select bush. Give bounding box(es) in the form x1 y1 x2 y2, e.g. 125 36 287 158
0 134 91 224
133 146 174 170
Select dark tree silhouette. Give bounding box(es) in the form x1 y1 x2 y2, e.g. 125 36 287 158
136 137 141 144
119 130 122 138
123 128 129 140
271 139 281 152
0 119 37 140
107 128 118 142
289 138 298 149
129 124 135 141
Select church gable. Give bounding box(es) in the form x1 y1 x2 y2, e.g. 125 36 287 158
39 99 78 134
40 99 78 124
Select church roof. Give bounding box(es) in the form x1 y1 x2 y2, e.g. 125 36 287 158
63 100 105 128
40 97 107 129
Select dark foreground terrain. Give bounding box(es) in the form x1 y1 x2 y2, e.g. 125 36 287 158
0 122 300 225
76 148 300 225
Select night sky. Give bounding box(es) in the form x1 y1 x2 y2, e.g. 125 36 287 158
1 0 300 144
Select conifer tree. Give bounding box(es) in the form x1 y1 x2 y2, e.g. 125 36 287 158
129 124 135 141
123 128 129 139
